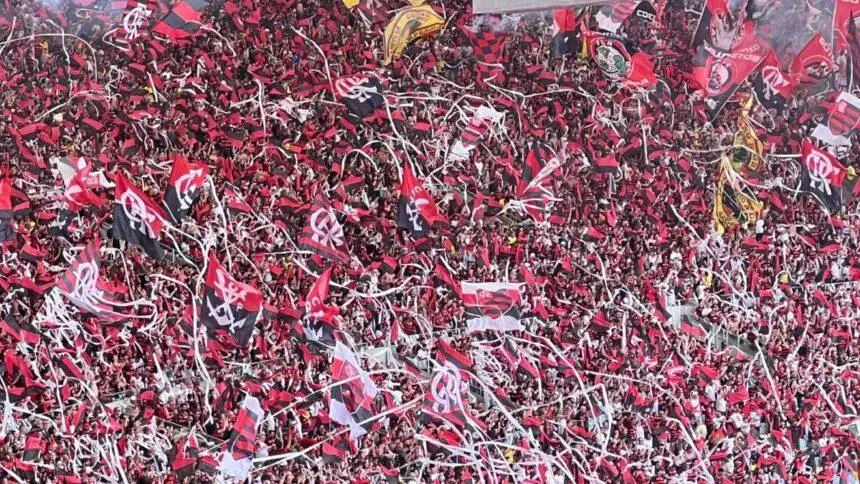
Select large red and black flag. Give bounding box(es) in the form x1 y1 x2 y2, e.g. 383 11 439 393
582 29 657 88
433 260 462 298
113 173 168 260
330 341 378 439
299 191 350 265
0 179 13 244
303 267 340 348
164 154 209 222
812 91 860 146
201 251 262 346
461 282 525 333
551 8 579 58
218 395 262 480
397 161 447 250
435 339 474 380
693 24 768 120
800 140 847 213
521 141 551 184
419 364 469 429
114 0 169 50
64 162 107 213
691 0 739 53
57 236 125 320
152 0 209 41
333 74 385 121
445 107 501 163
788 33 834 85
751 51 795 110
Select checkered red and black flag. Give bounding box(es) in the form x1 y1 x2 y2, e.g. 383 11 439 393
201 251 263 346
164 154 208 223
299 192 350 265
330 341 378 439
152 0 208 41
219 395 263 480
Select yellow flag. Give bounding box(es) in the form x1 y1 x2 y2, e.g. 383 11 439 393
732 96 763 172
382 4 444 64
713 157 763 232
342 0 360 9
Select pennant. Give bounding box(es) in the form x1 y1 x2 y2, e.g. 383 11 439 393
164 155 208 222
460 282 524 333
112 173 167 260
201 251 263 346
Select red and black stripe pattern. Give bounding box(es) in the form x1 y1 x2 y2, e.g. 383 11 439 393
163 154 209 223
435 339 473 380
299 192 350 265
112 173 167 260
16 434 42 480
152 0 209 41
396 162 447 251
201 251 262 347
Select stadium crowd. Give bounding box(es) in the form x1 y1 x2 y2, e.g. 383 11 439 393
0 0 858 482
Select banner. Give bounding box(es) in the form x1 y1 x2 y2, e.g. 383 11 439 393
712 158 763 232
731 96 764 174
382 4 444 64
461 282 525 333
788 34 834 85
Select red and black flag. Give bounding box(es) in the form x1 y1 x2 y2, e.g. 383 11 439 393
299 191 349 265
460 282 525 333
752 51 795 110
57 236 125 320
114 0 170 49
113 173 168 260
152 0 208 41
800 140 846 213
551 8 579 58
522 141 551 184
0 179 13 244
219 395 262 480
582 29 657 88
445 111 495 163
691 0 738 52
433 260 462 298
788 33 834 85
57 355 85 380
380 465 400 484
467 28 508 65
321 442 346 464
397 162 447 250
330 341 378 439
0 314 42 346
302 267 340 348
419 365 468 429
693 25 768 120
164 154 208 222
596 0 655 33
333 74 385 121
813 92 860 146
201 251 262 346
435 339 474 380
64 162 107 213
16 434 42 480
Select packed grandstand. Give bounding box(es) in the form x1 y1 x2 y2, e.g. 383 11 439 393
0 0 858 481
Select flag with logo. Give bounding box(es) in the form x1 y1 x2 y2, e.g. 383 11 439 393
303 267 340 348
333 74 385 121
64 161 107 213
435 339 474 380
582 29 657 88
57 236 125 320
164 154 208 222
460 282 525 333
219 395 263 480
396 161 447 250
114 0 168 49
693 25 768 120
800 140 846 213
382 4 444 64
299 192 350 264
152 0 208 41
112 173 168 260
731 96 764 175
751 51 794 110
445 106 504 163
201 251 262 346
712 158 763 232
788 33 834 85
330 341 378 439
812 91 860 146
551 8 579 58
420 364 468 428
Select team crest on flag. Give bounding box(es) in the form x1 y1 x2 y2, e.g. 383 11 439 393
800 140 846 213
164 155 209 222
330 341 378 439
299 192 350 264
461 282 525 333
57 237 125 321
112 173 168 260
333 74 385 120
201 251 262 346
813 92 860 146
397 161 447 250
